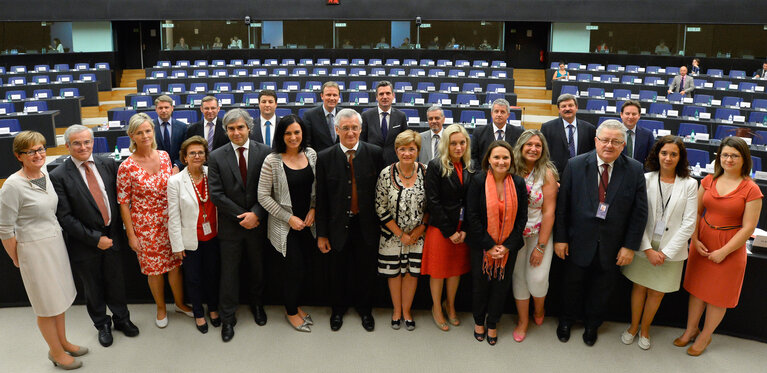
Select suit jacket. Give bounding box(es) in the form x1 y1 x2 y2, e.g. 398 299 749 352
425 158 471 238
639 172 697 261
360 107 408 165
208 140 271 240
249 115 281 145
154 118 188 168
50 155 126 262
419 129 440 164
315 142 384 251
554 151 648 270
465 172 528 253
624 126 655 166
755 68 767 77
470 123 524 167
303 105 338 152
540 117 596 176
167 166 210 252
186 117 229 151
668 74 695 96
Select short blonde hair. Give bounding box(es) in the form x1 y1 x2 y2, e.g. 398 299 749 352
13 130 46 156
126 112 156 152
394 129 421 152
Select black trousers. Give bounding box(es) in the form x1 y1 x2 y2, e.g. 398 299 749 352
560 249 619 329
71 248 129 329
328 216 377 316
218 231 265 324
182 237 221 319
280 229 313 315
470 247 516 328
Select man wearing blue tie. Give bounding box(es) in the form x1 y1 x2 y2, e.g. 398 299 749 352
153 95 188 172
250 89 280 147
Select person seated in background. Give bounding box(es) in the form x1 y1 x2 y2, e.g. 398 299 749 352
552 61 569 81
753 61 767 78
174 37 189 50
375 37 390 49
428 36 440 49
400 37 413 49
654 40 670 55
228 37 242 49
478 39 493 50
211 37 223 49
594 41 609 53
341 40 353 49
49 38 64 53
691 58 701 75
445 37 460 49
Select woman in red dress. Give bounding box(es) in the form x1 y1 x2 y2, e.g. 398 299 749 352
118 113 192 328
676 137 762 356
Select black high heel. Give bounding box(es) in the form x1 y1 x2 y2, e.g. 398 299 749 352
474 325 486 342
487 329 498 346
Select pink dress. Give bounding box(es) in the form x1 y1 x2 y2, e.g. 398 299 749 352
117 151 181 275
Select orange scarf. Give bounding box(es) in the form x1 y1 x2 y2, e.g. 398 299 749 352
483 171 517 280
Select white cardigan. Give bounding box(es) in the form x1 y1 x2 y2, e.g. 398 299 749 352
167 166 213 252
639 171 698 261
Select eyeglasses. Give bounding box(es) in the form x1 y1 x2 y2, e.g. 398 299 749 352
338 125 361 132
188 151 206 158
720 153 741 160
596 136 625 147
21 147 46 156
70 140 93 148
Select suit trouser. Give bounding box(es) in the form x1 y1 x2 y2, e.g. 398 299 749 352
328 216 377 316
560 248 619 329
218 231 265 324
182 237 221 319
71 248 129 328
470 247 516 328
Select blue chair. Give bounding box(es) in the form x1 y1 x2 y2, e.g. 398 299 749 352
639 90 658 101
418 82 436 92
143 84 161 94
335 59 349 66
168 83 186 93
677 123 707 136
644 76 663 85
401 92 422 103
34 64 49 72
8 76 26 85
131 96 153 108
348 81 366 91
252 68 268 76
331 68 347 76
687 149 710 166
649 103 673 115
586 99 608 111
646 66 661 74
448 69 463 77
637 119 664 132
441 83 459 92
0 119 21 132
112 109 137 125
491 60 505 68
567 62 581 70
299 59 313 65
395 82 413 91
33 89 53 99
400 108 419 120
714 125 739 139
190 82 208 93
428 93 449 104
370 67 386 76
587 87 605 98
722 96 743 108
151 71 167 78
385 59 400 66
297 108 309 118
390 68 406 76
442 109 453 120
305 81 321 91
607 64 621 72
666 67 680 75
156 61 170 68
460 110 486 124
428 69 445 77
10 65 26 73
273 68 289 76
462 83 481 93
715 108 741 121
749 111 767 124
667 93 683 103
281 59 296 66
599 74 616 82
729 70 746 79
626 65 640 73
6 90 26 100
336 81 346 90
587 63 602 71
694 94 713 105
713 81 729 90
316 58 331 66
54 63 70 71
409 69 426 77
171 70 187 78
243 93 259 105
0 102 15 114
296 92 317 104
192 69 208 77
195 60 209 67
694 79 707 88
752 156 762 172
753 131 767 145
174 110 198 124
282 81 301 91
560 85 578 96
274 92 289 104
350 68 366 76
437 59 451 67
93 137 108 153
167 94 181 106
348 92 369 103
473 60 488 67
681 106 708 118
276 108 292 117
186 94 204 106
351 58 365 66
468 70 486 78
265 59 279 66
79 73 97 82
621 75 638 84
232 68 248 77
456 94 478 105
116 136 131 150
312 68 328 76
403 59 417 66
260 82 277 90
707 69 724 77
96 62 110 70
237 82 255 91
22 101 46 113
613 89 631 99
455 60 469 67
487 84 505 93
33 75 50 84
60 88 80 98
486 93 505 104
738 82 757 92
598 116 618 125
576 73 592 82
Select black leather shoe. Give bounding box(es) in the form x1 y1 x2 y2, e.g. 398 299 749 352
196 322 209 334
330 314 344 331
98 324 113 347
252 305 267 326
210 316 221 328
221 323 235 342
361 314 375 332
113 319 139 337
556 322 571 343
583 327 598 346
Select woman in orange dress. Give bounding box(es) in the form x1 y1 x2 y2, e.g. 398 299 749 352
676 136 762 356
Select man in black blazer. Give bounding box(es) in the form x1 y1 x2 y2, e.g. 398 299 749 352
553 119 648 346
185 96 229 151
50 125 139 347
249 89 279 146
153 95 188 170
540 93 596 176
360 80 408 165
754 61 767 78
316 108 384 332
470 98 524 167
620 100 655 166
208 108 272 342
303 81 340 151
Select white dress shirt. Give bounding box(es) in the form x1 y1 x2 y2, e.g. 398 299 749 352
231 140 250 168
562 117 578 149
260 115 276 145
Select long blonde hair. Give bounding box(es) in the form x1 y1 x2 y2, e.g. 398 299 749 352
438 124 472 177
512 129 558 182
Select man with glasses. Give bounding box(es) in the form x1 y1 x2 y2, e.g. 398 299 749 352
418 105 445 164
186 96 229 151
620 100 655 165
541 93 596 175
553 119 648 346
316 108 384 332
50 125 139 347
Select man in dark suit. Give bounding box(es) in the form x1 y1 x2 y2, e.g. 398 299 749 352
249 89 279 146
50 125 139 347
470 98 524 167
316 108 384 332
553 119 648 346
303 81 340 151
153 95 188 171
754 61 767 78
360 80 408 165
208 108 272 342
540 93 596 176
667 66 694 97
418 105 445 164
185 96 229 151
620 100 655 166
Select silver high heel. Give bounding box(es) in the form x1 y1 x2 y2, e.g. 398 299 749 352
286 314 311 332
66 346 89 357
303 314 314 326
48 353 83 370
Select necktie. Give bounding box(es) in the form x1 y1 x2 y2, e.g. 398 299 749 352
567 124 576 158
496 129 503 141
237 147 247 188
380 112 388 139
327 113 336 141
206 122 214 151
82 162 109 225
599 163 609 203
264 120 271 147
162 122 171 151
626 130 634 158
347 150 358 214
433 134 440 159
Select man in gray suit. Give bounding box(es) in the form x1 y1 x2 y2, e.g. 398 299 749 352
361 80 408 165
667 66 694 97
419 105 445 164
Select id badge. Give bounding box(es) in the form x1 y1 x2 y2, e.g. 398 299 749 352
653 219 666 236
459 207 464 222
202 221 212 235
596 202 609 219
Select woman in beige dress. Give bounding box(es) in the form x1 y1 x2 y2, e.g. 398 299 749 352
0 131 86 370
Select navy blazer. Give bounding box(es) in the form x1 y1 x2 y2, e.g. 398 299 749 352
185 117 230 151
154 118 188 168
540 117 596 176
302 105 338 152
624 126 655 166
554 150 648 270
249 115 281 146
360 107 408 165
470 123 524 168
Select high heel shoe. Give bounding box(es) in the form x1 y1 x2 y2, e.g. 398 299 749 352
487 329 498 346
303 314 314 326
474 325 485 342
673 329 700 347
48 353 82 370
513 330 526 342
65 346 88 357
442 300 460 326
687 336 712 356
285 314 311 332
431 307 448 331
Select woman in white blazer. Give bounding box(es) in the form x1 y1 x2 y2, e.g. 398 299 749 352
620 136 697 350
257 115 317 332
167 136 220 334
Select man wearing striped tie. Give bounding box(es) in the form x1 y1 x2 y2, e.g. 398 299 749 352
418 105 445 164
185 96 229 151
541 93 596 176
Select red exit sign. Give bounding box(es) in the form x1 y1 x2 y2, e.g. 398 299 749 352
327 0 339 4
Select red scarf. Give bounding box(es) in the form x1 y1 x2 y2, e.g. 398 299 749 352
483 171 517 279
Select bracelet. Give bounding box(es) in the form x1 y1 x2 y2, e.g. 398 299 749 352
535 247 545 254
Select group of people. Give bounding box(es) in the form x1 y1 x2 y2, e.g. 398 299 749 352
0 77 761 369
553 61 697 98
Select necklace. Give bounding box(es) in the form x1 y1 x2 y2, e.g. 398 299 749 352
188 170 209 203
398 162 415 179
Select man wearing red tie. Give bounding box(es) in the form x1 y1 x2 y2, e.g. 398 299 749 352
668 66 695 97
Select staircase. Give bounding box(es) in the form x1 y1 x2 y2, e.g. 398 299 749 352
514 69 558 129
